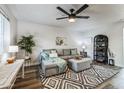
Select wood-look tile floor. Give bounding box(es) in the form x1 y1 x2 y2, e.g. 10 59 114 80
13 65 124 89
97 68 124 89
13 66 43 89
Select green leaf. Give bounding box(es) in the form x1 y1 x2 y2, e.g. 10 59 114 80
17 35 36 55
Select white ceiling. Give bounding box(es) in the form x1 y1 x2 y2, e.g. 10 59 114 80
7 4 124 31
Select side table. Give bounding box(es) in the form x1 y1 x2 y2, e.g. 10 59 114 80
80 51 87 57
16 59 25 78
24 57 31 67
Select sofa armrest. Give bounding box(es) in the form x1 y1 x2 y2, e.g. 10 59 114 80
42 61 59 77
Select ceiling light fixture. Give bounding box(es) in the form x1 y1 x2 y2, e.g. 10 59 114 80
68 18 75 23
68 16 75 23
56 4 89 22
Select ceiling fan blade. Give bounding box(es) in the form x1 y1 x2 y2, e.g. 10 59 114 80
76 16 90 19
57 7 70 16
56 17 68 20
74 4 89 15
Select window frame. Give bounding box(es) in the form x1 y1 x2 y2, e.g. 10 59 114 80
0 9 10 54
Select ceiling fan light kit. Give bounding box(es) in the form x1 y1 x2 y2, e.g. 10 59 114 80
56 4 89 23
68 15 76 22
68 18 75 23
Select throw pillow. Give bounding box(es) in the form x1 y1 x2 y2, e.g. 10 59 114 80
49 53 58 58
51 50 57 53
71 49 77 55
63 49 71 56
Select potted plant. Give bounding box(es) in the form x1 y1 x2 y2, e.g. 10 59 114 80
17 35 36 59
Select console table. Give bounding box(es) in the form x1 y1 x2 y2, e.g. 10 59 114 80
0 59 24 89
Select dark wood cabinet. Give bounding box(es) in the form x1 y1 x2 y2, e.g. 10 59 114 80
93 35 108 64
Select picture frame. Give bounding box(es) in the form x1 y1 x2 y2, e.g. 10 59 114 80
56 37 67 46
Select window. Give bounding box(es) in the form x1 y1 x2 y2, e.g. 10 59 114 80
0 10 10 54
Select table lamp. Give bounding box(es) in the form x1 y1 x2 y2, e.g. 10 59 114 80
8 45 18 63
82 45 86 52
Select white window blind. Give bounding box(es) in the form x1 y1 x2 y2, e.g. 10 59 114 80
0 11 10 54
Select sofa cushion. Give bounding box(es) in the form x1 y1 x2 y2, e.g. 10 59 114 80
51 50 57 53
49 53 58 58
57 49 64 56
60 55 72 59
63 49 71 56
71 48 77 55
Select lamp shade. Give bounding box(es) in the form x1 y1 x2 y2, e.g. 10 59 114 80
8 46 18 52
82 45 86 49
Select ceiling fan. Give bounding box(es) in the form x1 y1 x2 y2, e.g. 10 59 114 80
56 4 90 22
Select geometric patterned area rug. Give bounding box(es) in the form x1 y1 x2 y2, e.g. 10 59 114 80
39 65 121 89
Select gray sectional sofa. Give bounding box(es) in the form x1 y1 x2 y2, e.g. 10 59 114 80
39 48 82 77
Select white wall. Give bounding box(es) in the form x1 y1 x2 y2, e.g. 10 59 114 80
17 18 124 67
108 22 123 67
80 23 124 67
17 21 85 62
0 5 17 62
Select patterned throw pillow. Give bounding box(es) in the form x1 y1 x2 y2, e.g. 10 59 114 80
71 49 77 55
